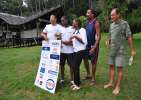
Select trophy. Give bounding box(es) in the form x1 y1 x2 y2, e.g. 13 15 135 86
55 32 62 40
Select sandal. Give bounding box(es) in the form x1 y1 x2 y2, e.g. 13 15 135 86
90 80 95 86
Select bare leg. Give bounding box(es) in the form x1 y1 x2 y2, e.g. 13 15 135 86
113 67 123 95
91 63 96 81
104 64 115 88
83 58 91 78
90 63 97 86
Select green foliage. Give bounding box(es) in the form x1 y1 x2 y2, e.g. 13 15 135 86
67 13 77 25
79 16 87 27
0 0 22 15
127 6 141 33
97 0 129 32
64 0 88 16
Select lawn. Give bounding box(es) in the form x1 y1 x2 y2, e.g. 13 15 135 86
0 33 141 100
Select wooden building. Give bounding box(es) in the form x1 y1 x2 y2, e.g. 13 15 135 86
0 5 63 47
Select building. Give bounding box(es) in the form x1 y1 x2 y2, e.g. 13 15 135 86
0 5 63 47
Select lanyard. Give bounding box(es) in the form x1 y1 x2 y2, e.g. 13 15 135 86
73 29 80 34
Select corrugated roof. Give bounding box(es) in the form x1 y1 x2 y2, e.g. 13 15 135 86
0 5 62 25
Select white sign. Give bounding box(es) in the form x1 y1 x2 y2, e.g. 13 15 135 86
34 40 61 94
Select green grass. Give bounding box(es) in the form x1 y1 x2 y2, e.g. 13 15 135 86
0 33 141 100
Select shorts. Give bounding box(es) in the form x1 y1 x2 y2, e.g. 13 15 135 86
83 46 99 65
108 54 127 67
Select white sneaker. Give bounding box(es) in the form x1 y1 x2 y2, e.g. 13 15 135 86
70 84 76 89
70 81 75 85
72 85 80 91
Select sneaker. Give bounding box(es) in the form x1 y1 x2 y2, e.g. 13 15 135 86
70 81 75 85
70 84 76 89
72 85 80 91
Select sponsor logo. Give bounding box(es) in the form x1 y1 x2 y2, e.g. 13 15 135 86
39 73 44 78
46 79 55 90
41 53 49 59
42 63 46 67
52 62 60 71
52 42 59 46
40 81 43 85
42 47 50 51
40 67 45 73
50 54 60 60
52 48 59 54
48 70 58 75
40 63 46 73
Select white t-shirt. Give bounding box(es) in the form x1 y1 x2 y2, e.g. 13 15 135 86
72 28 87 52
61 26 75 54
43 24 62 41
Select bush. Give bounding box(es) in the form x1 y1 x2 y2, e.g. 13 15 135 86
127 7 141 33
79 16 87 28
67 13 77 25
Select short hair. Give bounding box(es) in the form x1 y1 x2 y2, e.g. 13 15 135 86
113 8 120 15
61 16 68 20
88 8 97 17
50 14 57 19
74 18 81 26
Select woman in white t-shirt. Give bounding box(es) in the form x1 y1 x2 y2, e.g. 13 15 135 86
70 19 87 90
41 15 62 41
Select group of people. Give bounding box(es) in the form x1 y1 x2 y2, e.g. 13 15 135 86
41 8 136 95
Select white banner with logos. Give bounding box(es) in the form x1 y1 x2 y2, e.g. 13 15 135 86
34 40 61 94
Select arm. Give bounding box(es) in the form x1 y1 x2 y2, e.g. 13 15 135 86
41 32 48 41
89 21 101 53
41 25 49 41
105 25 111 48
94 21 101 48
128 36 136 56
73 35 84 44
70 35 84 44
126 22 136 56
105 36 111 48
62 40 73 46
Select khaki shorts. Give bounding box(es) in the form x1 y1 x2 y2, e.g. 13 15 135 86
108 54 127 67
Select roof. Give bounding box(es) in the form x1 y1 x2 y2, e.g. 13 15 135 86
0 5 62 25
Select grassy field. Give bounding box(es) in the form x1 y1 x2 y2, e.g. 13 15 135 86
0 33 141 100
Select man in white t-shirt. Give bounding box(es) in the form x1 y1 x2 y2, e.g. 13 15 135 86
59 16 75 85
41 15 62 41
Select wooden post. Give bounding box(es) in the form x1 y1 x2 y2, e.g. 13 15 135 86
36 22 40 37
6 24 9 47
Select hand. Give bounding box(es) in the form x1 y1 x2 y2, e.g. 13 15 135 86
70 35 77 40
89 47 95 54
44 36 49 41
105 40 110 48
131 48 136 57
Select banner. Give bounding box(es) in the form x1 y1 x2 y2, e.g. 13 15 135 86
34 40 61 94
